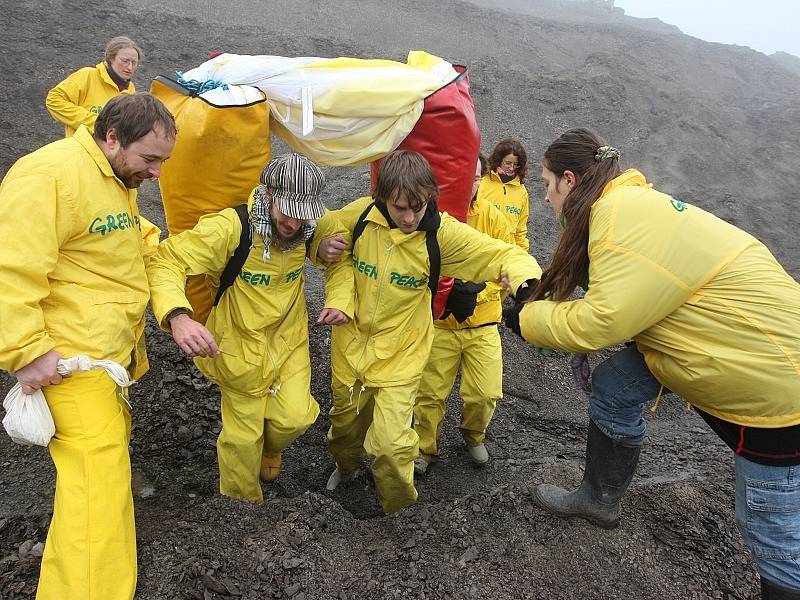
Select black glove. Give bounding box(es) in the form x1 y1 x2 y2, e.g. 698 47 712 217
502 299 524 337
441 279 486 323
502 279 536 338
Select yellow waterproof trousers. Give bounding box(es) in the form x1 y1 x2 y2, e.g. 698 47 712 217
38 370 135 600
414 325 503 460
215 358 319 502
327 377 420 514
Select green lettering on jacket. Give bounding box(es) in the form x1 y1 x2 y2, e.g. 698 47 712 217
669 197 688 212
286 267 303 282
352 256 378 280
239 271 271 286
389 271 429 289
88 212 136 236
505 206 522 216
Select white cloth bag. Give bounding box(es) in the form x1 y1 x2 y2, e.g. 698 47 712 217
2 355 133 447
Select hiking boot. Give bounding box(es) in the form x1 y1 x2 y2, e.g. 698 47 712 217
531 420 640 529
414 458 430 476
326 467 357 491
467 443 489 466
259 452 281 483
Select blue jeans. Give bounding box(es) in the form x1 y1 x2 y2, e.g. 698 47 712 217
736 456 800 590
588 344 662 447
591 345 800 590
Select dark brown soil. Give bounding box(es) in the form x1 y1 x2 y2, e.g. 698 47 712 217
2 1 799 599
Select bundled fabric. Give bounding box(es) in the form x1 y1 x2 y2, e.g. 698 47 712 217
2 355 133 446
178 51 458 166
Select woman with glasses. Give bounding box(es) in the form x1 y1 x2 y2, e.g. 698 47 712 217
46 36 142 137
477 138 530 250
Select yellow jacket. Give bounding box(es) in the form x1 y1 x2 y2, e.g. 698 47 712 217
0 126 153 378
477 170 529 251
147 190 353 395
45 63 136 137
330 196 542 387
520 170 800 427
436 195 515 330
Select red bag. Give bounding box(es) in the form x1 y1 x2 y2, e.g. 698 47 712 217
370 65 480 317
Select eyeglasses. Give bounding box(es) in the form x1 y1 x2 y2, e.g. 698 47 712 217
116 57 139 67
501 160 519 169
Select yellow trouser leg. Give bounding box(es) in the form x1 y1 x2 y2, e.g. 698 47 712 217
327 377 375 474
365 383 420 514
217 386 267 502
37 370 136 600
262 344 320 454
459 326 503 447
414 328 462 460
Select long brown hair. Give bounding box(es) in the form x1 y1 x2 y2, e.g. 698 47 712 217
487 138 528 184
531 128 621 301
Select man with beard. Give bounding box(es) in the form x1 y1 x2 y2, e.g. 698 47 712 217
0 92 176 600
148 153 353 502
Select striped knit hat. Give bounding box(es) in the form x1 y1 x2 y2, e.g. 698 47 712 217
260 153 326 220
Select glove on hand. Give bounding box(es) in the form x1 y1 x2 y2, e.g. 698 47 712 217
502 279 536 338
570 353 592 394
441 279 486 323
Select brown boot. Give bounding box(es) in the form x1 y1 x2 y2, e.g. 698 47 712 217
260 452 281 483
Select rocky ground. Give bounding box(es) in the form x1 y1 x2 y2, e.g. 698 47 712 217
1 0 799 599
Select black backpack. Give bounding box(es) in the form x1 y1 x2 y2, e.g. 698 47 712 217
351 202 440 314
212 204 312 306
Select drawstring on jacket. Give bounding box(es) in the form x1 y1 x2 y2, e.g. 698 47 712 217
347 384 367 415
650 385 693 412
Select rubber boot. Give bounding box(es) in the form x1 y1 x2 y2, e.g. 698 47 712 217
259 451 281 483
531 420 640 529
762 578 800 599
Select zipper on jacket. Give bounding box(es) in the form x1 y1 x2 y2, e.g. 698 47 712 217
353 239 394 383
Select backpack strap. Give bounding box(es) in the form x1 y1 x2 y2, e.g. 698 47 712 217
425 228 440 313
351 201 375 248
213 204 252 306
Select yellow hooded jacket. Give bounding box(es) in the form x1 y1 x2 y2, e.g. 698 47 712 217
330 196 542 388
0 126 153 379
436 195 515 330
520 170 800 428
147 190 354 395
477 170 529 251
46 63 136 137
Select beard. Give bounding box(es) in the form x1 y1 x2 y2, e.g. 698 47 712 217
272 225 305 250
109 153 147 189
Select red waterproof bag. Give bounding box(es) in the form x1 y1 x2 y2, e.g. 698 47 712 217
370 65 480 317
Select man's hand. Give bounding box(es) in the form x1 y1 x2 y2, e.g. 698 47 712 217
318 308 350 326
15 349 62 394
317 235 348 264
169 313 219 357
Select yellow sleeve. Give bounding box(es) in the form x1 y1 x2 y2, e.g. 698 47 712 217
519 240 693 352
0 174 68 372
515 186 530 251
138 215 162 264
45 68 98 133
312 210 355 318
148 209 241 329
438 215 542 293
